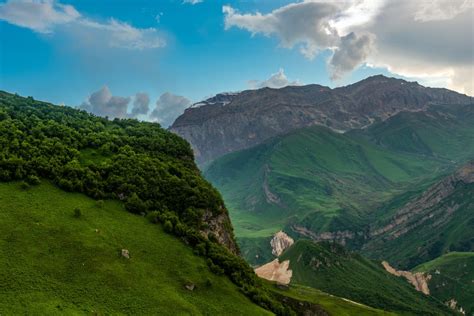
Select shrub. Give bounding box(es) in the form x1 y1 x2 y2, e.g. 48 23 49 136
20 181 30 190
163 220 173 233
73 208 82 218
26 175 41 186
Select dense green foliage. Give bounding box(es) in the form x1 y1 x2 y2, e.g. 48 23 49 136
0 91 223 226
0 91 293 315
279 240 454 315
413 252 474 315
0 181 271 315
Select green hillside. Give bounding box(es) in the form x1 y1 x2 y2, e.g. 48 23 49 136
267 283 395 316
0 91 293 315
0 181 270 315
205 124 451 263
205 104 474 265
279 240 454 315
363 177 474 269
350 104 474 161
413 252 474 315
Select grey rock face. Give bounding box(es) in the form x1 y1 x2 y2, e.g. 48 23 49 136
171 75 471 165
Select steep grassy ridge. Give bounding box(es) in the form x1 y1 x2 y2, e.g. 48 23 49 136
0 181 270 315
413 253 474 315
363 162 474 268
205 125 448 263
205 104 474 265
279 241 453 315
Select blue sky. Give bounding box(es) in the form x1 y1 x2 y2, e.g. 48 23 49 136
0 0 472 126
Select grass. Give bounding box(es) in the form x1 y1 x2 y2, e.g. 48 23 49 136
362 181 474 269
205 124 452 263
268 283 395 316
205 104 474 265
413 252 474 315
0 181 271 315
279 240 454 315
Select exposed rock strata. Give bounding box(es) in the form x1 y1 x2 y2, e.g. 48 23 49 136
270 231 294 256
382 261 431 294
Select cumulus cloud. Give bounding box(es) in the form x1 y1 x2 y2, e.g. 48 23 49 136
150 93 191 128
0 0 165 50
131 92 150 117
79 86 130 119
224 0 473 95
223 2 340 59
248 68 300 89
329 32 374 80
364 0 473 94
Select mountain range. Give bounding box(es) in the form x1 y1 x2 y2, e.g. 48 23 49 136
171 75 471 166
171 75 473 314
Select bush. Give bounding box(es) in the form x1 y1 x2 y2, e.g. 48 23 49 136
73 208 82 218
20 181 30 190
26 175 41 186
146 211 160 223
163 220 173 233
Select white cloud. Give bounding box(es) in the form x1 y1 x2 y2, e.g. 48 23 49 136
329 32 374 80
0 0 80 33
183 0 203 4
77 18 165 50
0 0 165 50
150 92 191 128
414 0 473 22
364 0 473 94
79 86 130 119
223 2 340 60
248 68 300 89
224 0 474 95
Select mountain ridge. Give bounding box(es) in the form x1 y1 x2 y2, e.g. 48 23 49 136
171 75 472 165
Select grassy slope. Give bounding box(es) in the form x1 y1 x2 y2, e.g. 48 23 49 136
413 252 474 315
205 125 449 263
350 104 474 162
205 104 474 266
363 181 474 269
268 283 395 316
0 181 270 315
279 240 453 316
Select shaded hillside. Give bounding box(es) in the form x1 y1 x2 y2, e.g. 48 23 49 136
0 182 270 315
205 124 451 263
413 252 474 315
279 240 453 315
0 91 237 252
205 102 474 265
0 91 294 315
363 162 474 269
171 75 471 165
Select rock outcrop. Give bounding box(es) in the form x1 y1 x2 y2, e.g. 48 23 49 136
382 261 431 294
270 231 294 256
254 259 293 285
171 75 471 165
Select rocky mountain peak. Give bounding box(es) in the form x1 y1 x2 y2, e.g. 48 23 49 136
170 76 472 165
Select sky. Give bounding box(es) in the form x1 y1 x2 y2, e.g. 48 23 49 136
0 0 473 127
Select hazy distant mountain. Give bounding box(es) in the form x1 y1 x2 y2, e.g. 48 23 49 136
171 75 471 165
